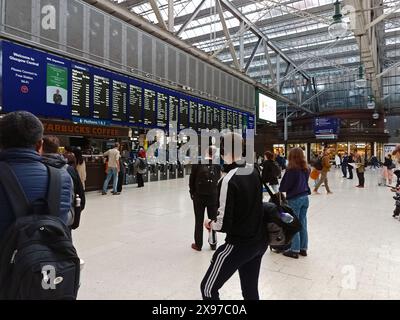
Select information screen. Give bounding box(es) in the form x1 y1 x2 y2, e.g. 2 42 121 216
144 89 156 126
220 108 227 131
157 93 168 128
198 103 206 131
71 68 90 117
232 111 238 129
258 92 277 123
180 99 189 130
112 80 127 122
206 106 213 130
238 113 243 131
213 108 220 130
189 101 198 131
129 85 142 124
169 96 179 129
227 109 233 130
93 75 110 120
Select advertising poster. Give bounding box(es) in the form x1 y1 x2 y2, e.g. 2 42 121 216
46 63 68 106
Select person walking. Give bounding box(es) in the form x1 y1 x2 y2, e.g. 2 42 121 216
335 153 341 169
347 152 354 180
261 151 281 194
279 148 311 259
189 147 221 252
354 153 365 188
313 149 332 194
73 148 87 190
341 152 349 178
134 147 147 188
383 154 395 186
370 155 379 170
200 133 267 300
102 143 121 195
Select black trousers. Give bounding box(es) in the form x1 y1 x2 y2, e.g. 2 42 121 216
117 165 125 193
201 241 268 300
193 197 217 249
341 164 347 177
357 171 365 187
347 165 354 179
136 173 144 187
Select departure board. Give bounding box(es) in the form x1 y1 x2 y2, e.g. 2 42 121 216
233 111 238 129
198 104 206 131
220 108 227 131
93 75 110 120
129 85 142 123
180 99 189 130
227 109 233 130
189 101 197 131
238 113 243 131
169 96 179 129
213 108 220 130
112 80 127 122
144 89 156 126
157 93 168 127
71 68 90 117
206 106 213 130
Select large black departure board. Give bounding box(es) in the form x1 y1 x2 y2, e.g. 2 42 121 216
198 104 207 131
206 106 213 130
180 99 189 130
144 89 156 126
129 85 142 123
169 96 179 129
157 93 168 127
238 113 243 131
220 107 227 131
213 108 220 130
233 111 238 129
71 68 90 117
189 102 198 131
93 75 110 120
112 80 127 122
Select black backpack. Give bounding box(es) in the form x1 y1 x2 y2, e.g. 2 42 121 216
0 162 80 300
262 182 302 248
314 158 323 171
196 164 220 196
138 158 147 171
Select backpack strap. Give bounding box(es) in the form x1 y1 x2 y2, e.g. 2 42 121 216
255 164 275 198
0 162 30 218
45 165 62 217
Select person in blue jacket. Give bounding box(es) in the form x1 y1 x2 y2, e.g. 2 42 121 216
0 111 74 238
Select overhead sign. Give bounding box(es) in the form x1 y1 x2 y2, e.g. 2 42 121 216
314 117 340 136
258 92 277 123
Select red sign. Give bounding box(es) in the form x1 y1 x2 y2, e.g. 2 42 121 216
20 85 29 94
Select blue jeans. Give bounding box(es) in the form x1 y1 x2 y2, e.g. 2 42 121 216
287 195 309 253
103 167 119 193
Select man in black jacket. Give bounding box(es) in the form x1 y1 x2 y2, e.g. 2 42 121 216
41 136 86 230
189 146 221 252
262 151 281 193
200 133 267 300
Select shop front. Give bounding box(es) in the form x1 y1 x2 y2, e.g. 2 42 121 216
42 119 131 191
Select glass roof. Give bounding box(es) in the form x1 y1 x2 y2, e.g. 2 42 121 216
109 0 400 110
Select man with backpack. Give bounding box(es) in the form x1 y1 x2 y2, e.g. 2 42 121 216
134 147 147 188
41 136 86 230
262 151 281 194
189 146 221 251
0 111 80 300
313 148 333 195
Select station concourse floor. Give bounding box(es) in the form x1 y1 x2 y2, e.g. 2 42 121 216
74 168 400 300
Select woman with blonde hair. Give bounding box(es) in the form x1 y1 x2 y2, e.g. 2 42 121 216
279 148 311 259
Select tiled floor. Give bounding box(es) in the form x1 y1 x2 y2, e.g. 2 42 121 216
74 168 400 300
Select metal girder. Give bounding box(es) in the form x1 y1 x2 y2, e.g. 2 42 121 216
168 0 174 32
377 61 400 78
245 37 262 73
218 0 312 82
215 0 240 70
263 42 276 85
176 0 207 37
280 64 291 93
365 1 400 30
148 0 167 30
239 21 245 70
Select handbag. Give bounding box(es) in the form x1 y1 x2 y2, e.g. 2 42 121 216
310 168 320 180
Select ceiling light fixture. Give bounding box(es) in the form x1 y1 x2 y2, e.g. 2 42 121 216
328 0 348 39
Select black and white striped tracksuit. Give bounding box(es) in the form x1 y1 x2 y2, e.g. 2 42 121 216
201 163 267 300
